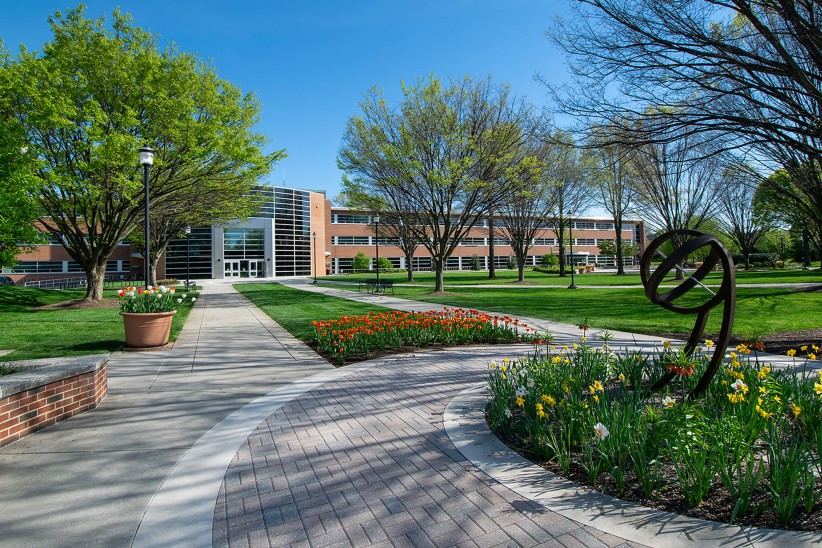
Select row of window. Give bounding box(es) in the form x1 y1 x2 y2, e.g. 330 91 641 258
332 236 630 247
10 260 129 274
331 214 632 233
332 254 636 273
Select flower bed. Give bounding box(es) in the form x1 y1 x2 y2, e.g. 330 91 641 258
313 308 542 364
486 340 822 531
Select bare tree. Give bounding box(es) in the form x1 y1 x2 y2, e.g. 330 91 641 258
588 124 638 274
543 132 591 277
629 131 722 276
716 164 774 269
547 0 822 253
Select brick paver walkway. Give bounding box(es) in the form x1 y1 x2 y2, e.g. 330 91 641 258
213 345 643 548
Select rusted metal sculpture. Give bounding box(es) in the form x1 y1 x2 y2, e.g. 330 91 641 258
640 230 736 397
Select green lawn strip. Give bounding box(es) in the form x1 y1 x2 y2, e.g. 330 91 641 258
323 283 820 341
0 286 196 361
233 282 394 341
316 268 821 287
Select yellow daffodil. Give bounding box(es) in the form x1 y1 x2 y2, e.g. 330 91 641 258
787 349 797 357
727 393 745 404
791 403 801 418
705 339 715 348
758 367 770 379
515 396 525 407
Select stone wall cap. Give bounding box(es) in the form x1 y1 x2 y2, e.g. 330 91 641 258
0 355 109 398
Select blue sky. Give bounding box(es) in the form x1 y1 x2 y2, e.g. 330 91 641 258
2 1 574 200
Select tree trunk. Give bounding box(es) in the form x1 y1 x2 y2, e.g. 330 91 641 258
518 262 525 282
84 263 108 301
744 252 751 270
615 220 625 275
488 215 496 279
150 254 162 285
557 240 566 277
405 251 414 282
434 260 444 293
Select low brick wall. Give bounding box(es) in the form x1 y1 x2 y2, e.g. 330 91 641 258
0 355 108 447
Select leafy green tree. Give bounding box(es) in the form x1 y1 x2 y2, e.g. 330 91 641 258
0 113 42 268
352 252 371 271
597 239 639 264
339 75 531 293
0 7 278 299
540 254 559 267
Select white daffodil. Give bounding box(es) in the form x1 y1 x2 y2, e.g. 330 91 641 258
594 422 610 441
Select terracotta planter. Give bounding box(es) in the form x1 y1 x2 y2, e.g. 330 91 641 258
120 310 177 348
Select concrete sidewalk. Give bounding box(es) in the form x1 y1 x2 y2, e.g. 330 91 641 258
0 281 332 547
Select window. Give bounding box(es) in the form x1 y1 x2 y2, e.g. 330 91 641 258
596 239 614 245
460 237 486 246
575 238 596 246
166 227 214 279
333 236 371 246
332 214 370 224
574 222 596 230
12 261 63 273
533 238 556 246
595 222 614 230
492 238 510 246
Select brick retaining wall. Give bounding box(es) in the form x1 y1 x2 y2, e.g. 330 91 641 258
0 356 108 447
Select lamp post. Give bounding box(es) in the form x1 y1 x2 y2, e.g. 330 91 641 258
184 224 191 287
373 215 381 287
312 231 318 284
567 216 577 289
139 146 154 289
779 233 785 267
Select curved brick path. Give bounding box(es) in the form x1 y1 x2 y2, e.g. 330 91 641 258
212 345 643 548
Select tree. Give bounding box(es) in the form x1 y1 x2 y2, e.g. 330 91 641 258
338 75 531 293
1 7 277 299
548 0 822 255
496 145 553 282
0 115 42 268
716 165 774 269
756 168 821 268
543 132 590 277
597 239 639 263
587 123 638 274
352 252 371 271
629 131 721 274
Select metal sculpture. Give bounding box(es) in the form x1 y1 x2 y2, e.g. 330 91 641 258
640 230 736 397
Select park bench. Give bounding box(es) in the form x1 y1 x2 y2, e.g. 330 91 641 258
359 278 378 292
183 280 197 291
377 280 394 294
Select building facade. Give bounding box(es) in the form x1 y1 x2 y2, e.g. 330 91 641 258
327 208 645 274
4 185 645 284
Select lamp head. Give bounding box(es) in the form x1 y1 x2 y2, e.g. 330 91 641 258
138 145 155 166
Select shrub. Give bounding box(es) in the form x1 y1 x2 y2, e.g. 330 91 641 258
376 257 393 270
470 254 481 271
540 254 559 267
352 252 371 270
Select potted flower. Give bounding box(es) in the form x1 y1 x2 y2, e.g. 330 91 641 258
118 286 196 349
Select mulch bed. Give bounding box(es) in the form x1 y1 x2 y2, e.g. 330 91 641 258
494 425 822 532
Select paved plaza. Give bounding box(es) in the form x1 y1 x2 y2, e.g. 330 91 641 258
0 279 819 547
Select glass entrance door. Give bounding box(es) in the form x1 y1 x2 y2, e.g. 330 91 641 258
224 260 241 277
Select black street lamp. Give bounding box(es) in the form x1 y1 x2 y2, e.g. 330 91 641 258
312 231 318 284
373 215 381 287
139 146 154 289
184 224 191 287
568 215 577 289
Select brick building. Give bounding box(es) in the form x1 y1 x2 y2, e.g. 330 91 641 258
3 185 645 284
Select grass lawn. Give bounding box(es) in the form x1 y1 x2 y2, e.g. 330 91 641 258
321 282 821 340
0 286 196 361
233 282 393 341
317 268 821 287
